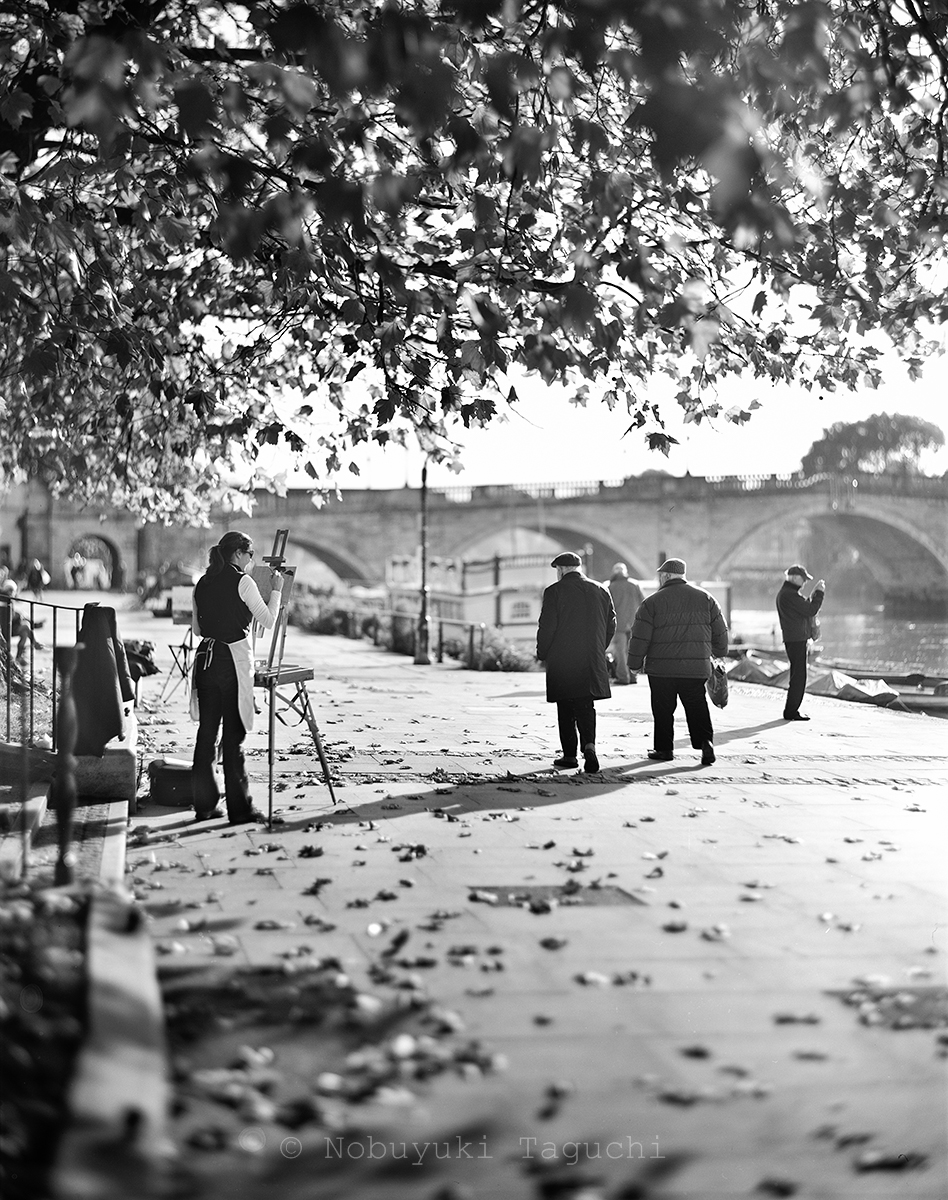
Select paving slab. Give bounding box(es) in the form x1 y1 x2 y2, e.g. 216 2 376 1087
97 613 948 1197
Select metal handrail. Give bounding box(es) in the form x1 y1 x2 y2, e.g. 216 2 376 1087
303 605 495 669
1 597 84 749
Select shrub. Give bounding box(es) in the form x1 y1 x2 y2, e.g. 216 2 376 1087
439 637 466 662
462 628 538 672
287 597 354 636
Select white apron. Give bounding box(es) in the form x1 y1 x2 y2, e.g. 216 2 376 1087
189 635 256 733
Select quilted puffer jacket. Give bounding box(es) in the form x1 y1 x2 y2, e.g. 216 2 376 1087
627 578 728 679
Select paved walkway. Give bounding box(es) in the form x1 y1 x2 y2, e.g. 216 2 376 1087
68 604 948 1196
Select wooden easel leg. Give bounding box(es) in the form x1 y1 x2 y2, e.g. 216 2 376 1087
298 683 337 805
267 678 276 830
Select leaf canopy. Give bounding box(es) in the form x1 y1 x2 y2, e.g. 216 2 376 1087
1 0 946 518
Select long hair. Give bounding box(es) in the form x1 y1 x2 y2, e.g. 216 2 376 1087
207 531 252 576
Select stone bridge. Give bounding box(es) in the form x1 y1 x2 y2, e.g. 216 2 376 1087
10 472 948 613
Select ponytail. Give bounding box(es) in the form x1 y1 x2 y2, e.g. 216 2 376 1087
207 531 252 576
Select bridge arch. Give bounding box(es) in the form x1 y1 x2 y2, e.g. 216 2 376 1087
65 532 121 590
285 538 374 586
711 497 948 603
445 520 649 581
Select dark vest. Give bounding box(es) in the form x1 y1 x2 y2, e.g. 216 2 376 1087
194 565 252 643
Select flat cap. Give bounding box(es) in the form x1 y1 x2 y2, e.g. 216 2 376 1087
658 558 687 575
786 564 813 579
551 552 582 568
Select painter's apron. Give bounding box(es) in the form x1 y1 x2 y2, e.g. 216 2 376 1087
189 635 255 732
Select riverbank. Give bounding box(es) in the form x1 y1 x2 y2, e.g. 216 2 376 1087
730 608 948 678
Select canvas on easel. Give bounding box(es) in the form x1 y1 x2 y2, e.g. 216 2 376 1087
251 562 296 672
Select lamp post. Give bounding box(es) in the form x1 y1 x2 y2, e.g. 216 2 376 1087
413 457 431 665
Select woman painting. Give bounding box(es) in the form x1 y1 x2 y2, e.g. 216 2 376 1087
190 531 283 824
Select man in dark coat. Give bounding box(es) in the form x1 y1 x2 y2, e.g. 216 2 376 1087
537 552 616 772
627 558 728 766
775 564 826 722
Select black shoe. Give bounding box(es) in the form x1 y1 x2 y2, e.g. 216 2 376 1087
194 807 224 822
784 713 811 721
583 743 600 773
647 750 674 761
700 740 715 766
229 807 268 826
553 756 579 769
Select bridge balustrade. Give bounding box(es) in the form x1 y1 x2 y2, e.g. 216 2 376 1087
424 472 948 506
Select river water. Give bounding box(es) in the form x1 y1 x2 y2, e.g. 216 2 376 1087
731 609 948 677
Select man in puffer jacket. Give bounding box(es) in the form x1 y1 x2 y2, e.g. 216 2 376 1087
627 558 728 766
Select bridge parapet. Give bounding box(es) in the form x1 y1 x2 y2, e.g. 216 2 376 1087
422 472 948 507
247 472 946 512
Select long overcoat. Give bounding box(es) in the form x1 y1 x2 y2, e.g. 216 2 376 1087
537 571 616 702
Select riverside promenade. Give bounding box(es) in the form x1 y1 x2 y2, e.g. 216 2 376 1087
41 602 948 1198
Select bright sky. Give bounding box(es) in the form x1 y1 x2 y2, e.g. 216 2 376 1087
324 349 948 491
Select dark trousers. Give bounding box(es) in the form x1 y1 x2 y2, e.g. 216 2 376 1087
648 676 713 755
783 640 808 718
192 642 252 820
556 698 596 757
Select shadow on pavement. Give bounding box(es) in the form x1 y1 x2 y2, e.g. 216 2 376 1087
268 752 715 831
714 718 788 744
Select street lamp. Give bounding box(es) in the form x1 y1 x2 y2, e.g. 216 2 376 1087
414 455 431 665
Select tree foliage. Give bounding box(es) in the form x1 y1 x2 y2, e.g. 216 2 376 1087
1 0 947 518
802 412 946 475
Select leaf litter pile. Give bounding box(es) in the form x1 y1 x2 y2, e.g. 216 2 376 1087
161 945 506 1156
0 879 89 1200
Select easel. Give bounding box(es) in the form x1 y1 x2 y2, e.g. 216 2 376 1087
158 589 197 703
252 530 337 825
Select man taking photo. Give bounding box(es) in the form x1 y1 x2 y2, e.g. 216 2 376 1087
775 565 826 722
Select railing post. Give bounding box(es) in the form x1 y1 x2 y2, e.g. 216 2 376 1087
1 598 11 741
51 645 79 887
19 666 29 877
467 623 475 669
478 623 486 670
437 620 444 663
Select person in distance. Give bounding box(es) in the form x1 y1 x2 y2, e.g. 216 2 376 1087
608 562 645 685
775 564 825 722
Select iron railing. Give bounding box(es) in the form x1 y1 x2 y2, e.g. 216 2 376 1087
313 606 496 668
1 597 84 750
